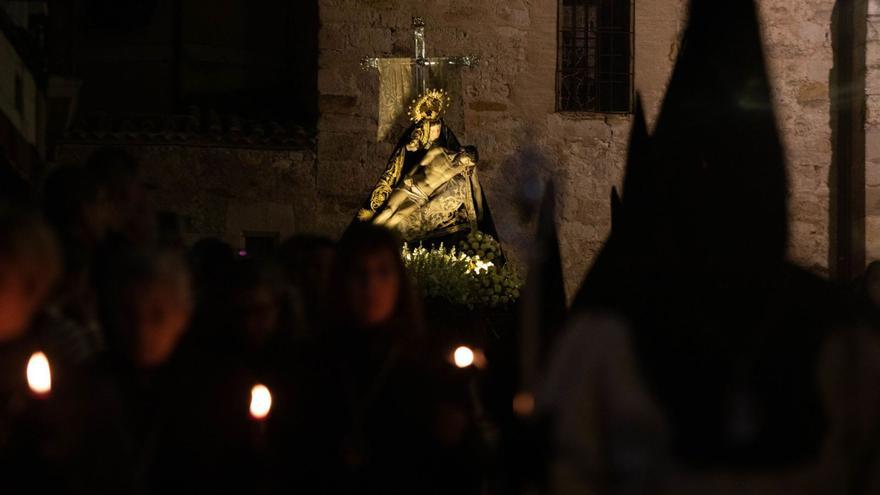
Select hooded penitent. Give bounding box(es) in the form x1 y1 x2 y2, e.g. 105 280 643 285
571 0 844 468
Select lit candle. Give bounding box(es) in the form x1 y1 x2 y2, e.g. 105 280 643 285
249 384 272 421
453 346 475 368
451 345 489 435
26 351 52 398
452 345 487 370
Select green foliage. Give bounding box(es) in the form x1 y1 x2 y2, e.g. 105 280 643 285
402 232 522 309
458 229 501 262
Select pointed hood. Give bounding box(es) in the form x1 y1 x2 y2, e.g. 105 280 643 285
575 0 788 314
520 181 568 389
651 0 788 270
572 97 652 311
563 0 834 470
620 97 652 214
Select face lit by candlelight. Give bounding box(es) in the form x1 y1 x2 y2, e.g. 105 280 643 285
0 215 60 343
249 384 272 420
27 351 52 396
0 266 42 342
344 249 401 328
133 272 192 368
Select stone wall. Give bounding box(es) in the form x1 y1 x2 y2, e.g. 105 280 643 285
758 0 835 274
866 0 880 262
316 0 838 294
56 144 317 248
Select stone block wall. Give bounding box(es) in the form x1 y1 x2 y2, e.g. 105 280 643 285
317 0 836 294
56 144 317 248
758 0 835 274
866 0 880 261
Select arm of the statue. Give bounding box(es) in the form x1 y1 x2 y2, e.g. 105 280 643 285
469 168 484 220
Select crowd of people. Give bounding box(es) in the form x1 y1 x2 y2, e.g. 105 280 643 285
4 146 880 494
0 148 488 494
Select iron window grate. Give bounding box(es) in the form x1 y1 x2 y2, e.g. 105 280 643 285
556 0 634 113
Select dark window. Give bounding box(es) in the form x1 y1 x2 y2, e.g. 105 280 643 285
557 0 633 113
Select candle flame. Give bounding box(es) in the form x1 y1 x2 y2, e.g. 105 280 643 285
27 351 51 396
249 384 272 420
453 346 475 368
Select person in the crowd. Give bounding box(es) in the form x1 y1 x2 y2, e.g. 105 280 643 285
97 249 192 369
193 256 301 379
291 223 483 494
277 234 335 337
38 165 110 363
183 238 238 361
84 147 156 246
0 206 61 344
82 248 192 490
538 0 880 492
201 257 313 493
42 165 109 262
541 292 880 495
0 205 75 491
227 260 284 351
156 210 186 251
79 247 256 493
186 253 296 363
188 237 235 301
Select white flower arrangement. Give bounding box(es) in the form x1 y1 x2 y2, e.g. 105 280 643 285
402 232 522 308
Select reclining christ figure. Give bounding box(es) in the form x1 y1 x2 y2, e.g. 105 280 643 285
372 145 479 230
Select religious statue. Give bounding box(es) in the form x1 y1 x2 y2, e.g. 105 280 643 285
373 145 479 229
356 89 491 241
357 18 494 242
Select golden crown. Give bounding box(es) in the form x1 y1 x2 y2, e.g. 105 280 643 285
407 89 450 123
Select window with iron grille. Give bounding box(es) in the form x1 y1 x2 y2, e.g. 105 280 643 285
557 0 633 113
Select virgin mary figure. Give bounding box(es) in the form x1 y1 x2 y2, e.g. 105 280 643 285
355 89 497 243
